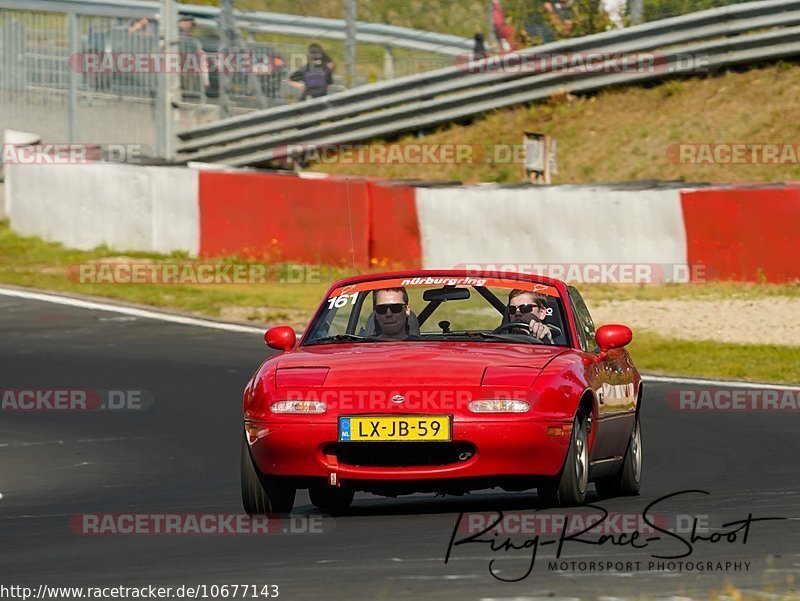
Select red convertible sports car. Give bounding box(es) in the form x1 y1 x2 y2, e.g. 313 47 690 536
242 270 642 513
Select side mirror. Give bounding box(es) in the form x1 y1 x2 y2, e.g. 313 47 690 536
595 324 632 353
265 326 296 352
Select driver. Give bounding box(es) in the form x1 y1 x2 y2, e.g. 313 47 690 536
506 289 555 344
372 287 412 341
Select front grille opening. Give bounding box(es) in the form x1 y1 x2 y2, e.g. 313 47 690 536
326 442 476 467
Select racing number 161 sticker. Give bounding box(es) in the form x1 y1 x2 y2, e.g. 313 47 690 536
327 292 358 309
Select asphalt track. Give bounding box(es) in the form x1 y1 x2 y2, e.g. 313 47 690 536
1 291 798 600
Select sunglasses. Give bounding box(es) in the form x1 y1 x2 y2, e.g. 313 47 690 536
508 303 544 315
375 303 406 315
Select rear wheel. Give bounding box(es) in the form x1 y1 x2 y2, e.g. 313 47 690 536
538 411 589 507
595 413 642 498
309 483 355 512
240 432 296 514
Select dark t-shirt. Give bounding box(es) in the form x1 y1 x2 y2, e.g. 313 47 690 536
290 55 334 98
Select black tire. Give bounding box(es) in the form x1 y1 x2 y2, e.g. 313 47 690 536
538 411 589 507
595 413 642 498
240 432 296 514
309 483 355 512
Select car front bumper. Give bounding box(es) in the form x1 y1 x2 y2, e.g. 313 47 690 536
245 418 573 483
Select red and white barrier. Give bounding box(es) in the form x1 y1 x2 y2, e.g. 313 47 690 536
6 163 799 283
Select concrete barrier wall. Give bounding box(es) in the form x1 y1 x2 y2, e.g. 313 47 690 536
415 186 687 271
6 164 198 255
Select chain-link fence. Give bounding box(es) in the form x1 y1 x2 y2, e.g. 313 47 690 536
1 10 166 155
0 3 456 159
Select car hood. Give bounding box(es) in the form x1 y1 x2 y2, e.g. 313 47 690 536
274 342 567 387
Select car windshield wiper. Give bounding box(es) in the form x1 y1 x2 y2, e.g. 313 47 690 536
305 334 382 345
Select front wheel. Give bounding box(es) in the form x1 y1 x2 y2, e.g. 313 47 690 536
538 411 589 507
240 432 296 514
595 413 642 498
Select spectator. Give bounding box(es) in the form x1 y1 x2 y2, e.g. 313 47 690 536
176 16 209 99
178 15 197 36
472 33 489 60
288 43 334 100
492 0 519 51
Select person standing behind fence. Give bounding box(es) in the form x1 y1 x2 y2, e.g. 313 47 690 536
288 43 334 100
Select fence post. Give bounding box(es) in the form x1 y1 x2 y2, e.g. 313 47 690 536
156 0 179 160
630 0 644 24
383 45 394 80
345 0 357 88
67 11 79 143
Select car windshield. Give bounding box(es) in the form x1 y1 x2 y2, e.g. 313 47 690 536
302 275 570 347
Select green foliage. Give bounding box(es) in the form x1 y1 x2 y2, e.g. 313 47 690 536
181 0 489 38
659 79 685 98
629 332 800 384
640 0 752 22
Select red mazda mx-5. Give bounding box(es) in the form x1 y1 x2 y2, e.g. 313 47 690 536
242 270 642 513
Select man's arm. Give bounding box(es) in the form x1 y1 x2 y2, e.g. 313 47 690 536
288 65 307 83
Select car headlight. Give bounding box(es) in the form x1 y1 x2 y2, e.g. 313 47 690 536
270 400 326 414
468 399 530 413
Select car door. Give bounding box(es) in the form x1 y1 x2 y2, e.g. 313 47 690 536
568 286 636 461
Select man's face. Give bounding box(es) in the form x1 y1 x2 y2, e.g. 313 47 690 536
374 290 409 339
508 293 547 325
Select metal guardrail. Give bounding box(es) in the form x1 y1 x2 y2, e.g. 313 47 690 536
0 0 473 56
176 0 800 166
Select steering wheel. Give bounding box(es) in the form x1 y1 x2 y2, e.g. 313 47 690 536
493 322 538 336
492 321 530 334
493 321 563 342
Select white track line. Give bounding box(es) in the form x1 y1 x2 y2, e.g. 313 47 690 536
643 374 800 391
0 287 264 334
2 287 797 391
